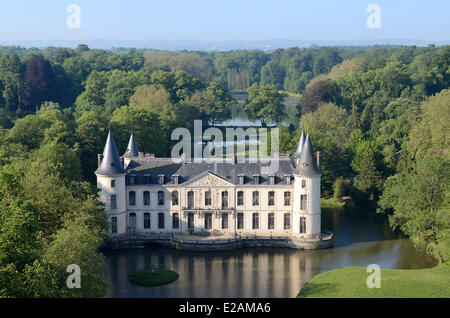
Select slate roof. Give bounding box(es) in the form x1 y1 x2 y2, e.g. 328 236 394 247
293 130 305 158
95 130 126 175
293 133 322 176
125 157 295 186
122 132 139 158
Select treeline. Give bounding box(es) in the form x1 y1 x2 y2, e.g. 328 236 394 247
0 44 448 297
275 45 449 263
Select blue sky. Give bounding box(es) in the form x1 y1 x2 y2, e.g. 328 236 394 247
0 0 449 42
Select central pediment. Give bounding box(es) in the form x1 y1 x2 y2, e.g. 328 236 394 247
182 170 234 187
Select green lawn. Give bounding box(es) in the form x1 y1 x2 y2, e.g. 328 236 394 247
128 269 179 287
297 264 450 298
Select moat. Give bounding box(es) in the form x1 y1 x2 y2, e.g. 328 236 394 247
105 207 437 298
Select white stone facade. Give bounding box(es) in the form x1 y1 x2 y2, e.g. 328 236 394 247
97 168 322 239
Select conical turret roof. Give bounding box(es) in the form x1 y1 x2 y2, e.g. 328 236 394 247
123 132 139 158
293 130 305 158
293 133 322 176
95 130 126 175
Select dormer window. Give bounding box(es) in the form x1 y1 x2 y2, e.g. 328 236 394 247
302 179 306 188
285 174 291 185
253 174 260 185
172 174 179 185
269 175 275 185
129 174 137 185
143 174 151 184
158 174 165 185
237 174 244 185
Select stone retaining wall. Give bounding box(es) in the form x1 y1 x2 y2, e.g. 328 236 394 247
105 233 334 251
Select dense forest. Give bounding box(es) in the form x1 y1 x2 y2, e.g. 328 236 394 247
0 44 448 296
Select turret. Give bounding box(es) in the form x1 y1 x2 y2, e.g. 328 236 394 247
95 130 127 235
293 130 305 167
122 132 139 168
292 133 322 239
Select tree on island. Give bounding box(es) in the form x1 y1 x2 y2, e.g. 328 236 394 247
244 82 287 127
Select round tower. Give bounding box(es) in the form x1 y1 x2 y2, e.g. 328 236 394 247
95 130 127 235
292 133 322 239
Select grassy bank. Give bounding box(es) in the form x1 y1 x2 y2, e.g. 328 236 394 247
297 264 450 298
320 197 346 208
129 269 179 287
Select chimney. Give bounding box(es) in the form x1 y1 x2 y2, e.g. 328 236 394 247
97 154 103 168
316 151 320 168
181 153 186 165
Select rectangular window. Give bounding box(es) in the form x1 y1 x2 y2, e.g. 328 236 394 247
284 213 291 229
158 191 164 206
269 175 275 185
238 175 244 185
143 175 151 184
158 213 165 229
111 179 115 188
172 175 179 185
284 192 291 206
110 195 117 210
172 191 179 206
300 217 306 234
143 191 150 206
204 213 212 230
144 213 151 229
188 213 194 229
222 191 228 209
252 213 259 229
158 175 164 185
285 175 291 185
111 217 117 233
129 191 136 206
252 191 259 206
221 213 228 229
237 191 244 206
268 191 275 206
129 175 136 185
302 179 306 188
205 191 212 206
129 213 136 229
253 175 259 185
268 213 274 230
172 213 180 229
237 213 244 229
300 195 307 210
187 191 194 209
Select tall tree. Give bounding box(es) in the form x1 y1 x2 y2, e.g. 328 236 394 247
244 82 287 126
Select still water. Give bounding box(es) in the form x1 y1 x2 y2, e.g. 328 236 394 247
105 208 437 298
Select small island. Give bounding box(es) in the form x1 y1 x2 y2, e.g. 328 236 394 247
129 269 179 287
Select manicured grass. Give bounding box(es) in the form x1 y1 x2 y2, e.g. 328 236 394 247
129 269 179 287
297 264 450 298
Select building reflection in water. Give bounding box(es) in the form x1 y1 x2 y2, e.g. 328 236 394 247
106 247 322 298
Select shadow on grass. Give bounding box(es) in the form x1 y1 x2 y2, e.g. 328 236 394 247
297 282 339 298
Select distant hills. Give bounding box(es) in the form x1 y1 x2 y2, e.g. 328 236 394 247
0 39 448 51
